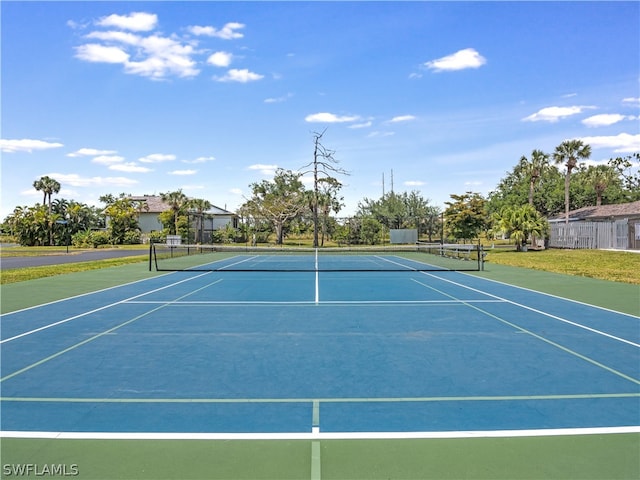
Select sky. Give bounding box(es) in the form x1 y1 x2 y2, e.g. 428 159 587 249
1 1 639 219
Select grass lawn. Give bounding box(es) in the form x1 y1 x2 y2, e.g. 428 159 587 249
485 248 640 285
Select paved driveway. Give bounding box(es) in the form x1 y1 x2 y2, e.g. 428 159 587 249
0 249 147 270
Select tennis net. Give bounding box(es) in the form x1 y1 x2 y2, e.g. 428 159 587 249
149 242 484 272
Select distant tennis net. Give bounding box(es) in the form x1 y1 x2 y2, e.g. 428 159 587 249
149 243 484 272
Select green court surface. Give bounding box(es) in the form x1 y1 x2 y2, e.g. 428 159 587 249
1 258 638 479
3 434 639 479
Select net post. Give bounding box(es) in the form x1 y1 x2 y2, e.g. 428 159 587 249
148 241 153 271
477 240 484 271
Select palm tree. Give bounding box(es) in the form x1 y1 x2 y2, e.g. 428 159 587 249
160 190 189 236
553 140 591 225
585 164 618 206
518 149 550 206
496 204 548 252
33 175 61 214
189 198 212 243
32 175 61 245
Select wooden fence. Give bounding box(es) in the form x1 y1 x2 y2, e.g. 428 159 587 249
549 220 635 250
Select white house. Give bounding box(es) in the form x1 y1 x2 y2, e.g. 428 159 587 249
124 195 236 242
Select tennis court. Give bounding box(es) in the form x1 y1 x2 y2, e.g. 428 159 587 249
1 247 639 479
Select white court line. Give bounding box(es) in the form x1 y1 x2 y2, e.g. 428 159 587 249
0 272 213 344
315 249 319 304
419 273 640 348
4 392 637 403
0 272 175 317
123 299 504 305
461 271 640 319
1 426 638 440
218 255 261 270
411 278 640 385
0 276 224 382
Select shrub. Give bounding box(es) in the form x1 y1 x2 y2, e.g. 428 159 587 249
71 230 111 248
147 231 166 244
123 230 141 244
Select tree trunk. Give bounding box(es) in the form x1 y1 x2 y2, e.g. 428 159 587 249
564 170 571 225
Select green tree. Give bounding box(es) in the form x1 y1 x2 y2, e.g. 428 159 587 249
553 140 591 224
494 204 548 251
404 191 440 240
443 192 486 242
189 198 212 243
584 164 620 206
33 175 61 213
160 190 189 236
359 216 383 245
314 177 344 246
32 175 61 245
242 169 308 245
103 197 141 244
609 153 640 202
6 204 51 246
518 149 551 206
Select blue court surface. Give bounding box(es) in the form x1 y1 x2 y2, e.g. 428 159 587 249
1 255 639 440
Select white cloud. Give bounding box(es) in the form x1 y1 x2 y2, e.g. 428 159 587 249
264 93 294 104
96 12 158 32
75 44 130 64
424 48 486 72
124 35 199 79
349 121 373 129
522 105 594 122
68 148 117 157
139 153 176 163
404 181 425 187
214 69 264 83
230 188 243 195
367 131 395 138
578 133 640 153
248 164 278 175
109 162 152 173
73 16 250 80
168 169 197 175
389 115 416 123
305 112 360 123
43 173 138 187
76 24 199 79
465 180 483 186
0 139 64 153
207 51 233 67
183 156 216 164
622 97 640 105
188 22 245 40
92 155 125 165
581 114 629 127
86 30 141 45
